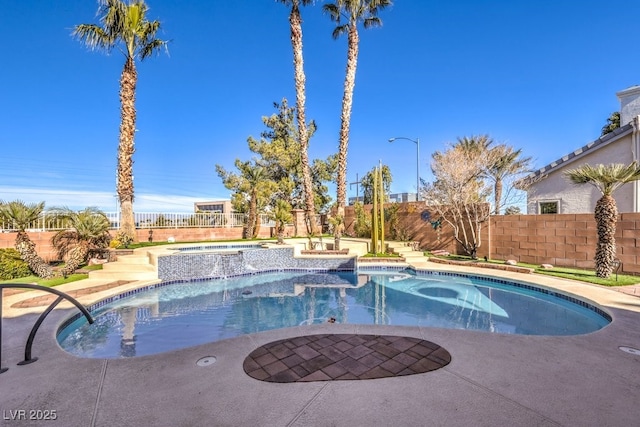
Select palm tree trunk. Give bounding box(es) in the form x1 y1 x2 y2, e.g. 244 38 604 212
252 211 261 239
246 191 257 240
494 178 503 215
117 57 138 241
334 25 359 249
594 195 617 278
60 244 89 278
15 231 53 279
289 2 317 235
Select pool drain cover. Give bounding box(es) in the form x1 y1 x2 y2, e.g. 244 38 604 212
619 346 640 356
196 356 217 367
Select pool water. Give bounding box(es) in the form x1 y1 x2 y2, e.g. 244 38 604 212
57 271 610 358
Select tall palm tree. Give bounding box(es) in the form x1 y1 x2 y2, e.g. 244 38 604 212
0 200 53 279
73 0 168 241
564 162 640 278
486 144 532 214
456 135 493 154
49 207 112 277
455 136 531 214
323 0 391 249
278 0 318 236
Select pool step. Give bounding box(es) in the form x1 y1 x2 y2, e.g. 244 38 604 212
387 242 429 267
109 254 152 265
90 251 158 281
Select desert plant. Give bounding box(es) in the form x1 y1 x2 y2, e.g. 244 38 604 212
0 200 53 278
50 207 112 277
271 200 293 244
0 248 32 280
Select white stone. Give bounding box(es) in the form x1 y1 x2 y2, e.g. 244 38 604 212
541 263 554 269
505 259 517 265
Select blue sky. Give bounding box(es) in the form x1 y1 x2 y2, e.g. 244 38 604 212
1 0 638 213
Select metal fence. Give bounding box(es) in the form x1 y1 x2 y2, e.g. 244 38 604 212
1 212 275 232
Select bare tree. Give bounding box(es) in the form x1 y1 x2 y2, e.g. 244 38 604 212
423 143 493 258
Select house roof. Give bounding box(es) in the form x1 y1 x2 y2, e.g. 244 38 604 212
520 123 633 185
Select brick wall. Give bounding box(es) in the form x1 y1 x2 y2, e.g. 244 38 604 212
489 213 639 275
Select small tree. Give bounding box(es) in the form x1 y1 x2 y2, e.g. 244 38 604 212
423 143 493 259
360 164 392 204
352 201 371 237
564 162 640 278
0 200 53 278
49 207 112 277
271 199 293 244
216 160 276 239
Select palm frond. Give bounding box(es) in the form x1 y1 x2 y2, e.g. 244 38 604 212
0 200 45 230
564 162 640 195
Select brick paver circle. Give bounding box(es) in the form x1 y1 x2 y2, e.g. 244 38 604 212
243 334 451 383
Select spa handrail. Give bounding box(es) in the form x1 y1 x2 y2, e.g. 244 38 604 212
0 283 94 374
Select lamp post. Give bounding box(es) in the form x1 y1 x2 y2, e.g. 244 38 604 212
388 137 420 201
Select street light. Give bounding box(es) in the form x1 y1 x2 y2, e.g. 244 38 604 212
388 136 420 201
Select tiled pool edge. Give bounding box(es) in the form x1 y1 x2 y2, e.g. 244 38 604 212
157 246 357 281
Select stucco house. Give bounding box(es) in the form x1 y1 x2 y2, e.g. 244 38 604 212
523 86 640 214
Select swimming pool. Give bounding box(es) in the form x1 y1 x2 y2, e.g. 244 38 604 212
57 270 611 358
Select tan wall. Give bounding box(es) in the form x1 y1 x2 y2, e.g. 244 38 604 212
3 206 638 275
0 225 275 262
489 213 640 275
342 202 490 258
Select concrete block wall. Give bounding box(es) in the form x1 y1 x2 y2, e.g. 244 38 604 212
342 202 489 257
489 213 639 275
2 208 638 275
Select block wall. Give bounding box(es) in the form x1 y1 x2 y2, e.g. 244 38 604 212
489 213 640 275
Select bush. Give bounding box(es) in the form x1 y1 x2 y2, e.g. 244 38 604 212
0 248 32 279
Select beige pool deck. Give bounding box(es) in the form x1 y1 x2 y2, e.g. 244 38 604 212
1 243 640 426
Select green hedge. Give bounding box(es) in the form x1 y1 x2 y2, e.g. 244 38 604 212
0 248 32 280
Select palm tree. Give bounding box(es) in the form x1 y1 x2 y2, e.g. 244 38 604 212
49 207 112 277
601 111 620 136
564 162 640 278
73 0 168 242
456 135 493 154
323 0 391 249
455 136 531 214
486 144 532 214
246 165 265 239
271 199 293 244
0 200 53 279
278 0 318 236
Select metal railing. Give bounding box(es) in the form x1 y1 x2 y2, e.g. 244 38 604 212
1 212 275 232
0 283 94 373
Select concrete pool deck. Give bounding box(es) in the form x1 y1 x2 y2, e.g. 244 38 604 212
1 247 640 426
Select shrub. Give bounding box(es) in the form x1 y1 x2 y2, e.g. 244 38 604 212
0 248 32 279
